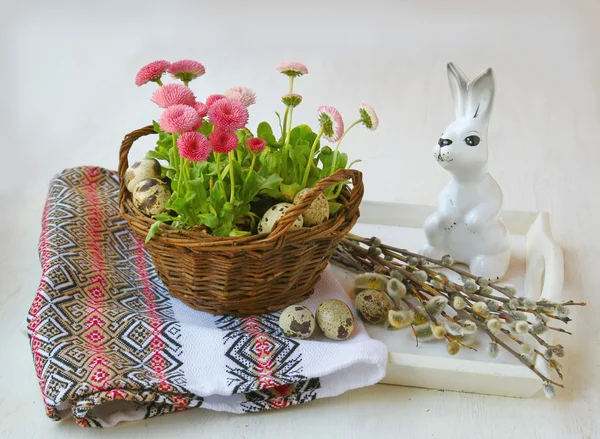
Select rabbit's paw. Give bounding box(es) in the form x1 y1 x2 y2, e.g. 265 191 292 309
465 211 482 234
438 215 458 232
420 244 447 260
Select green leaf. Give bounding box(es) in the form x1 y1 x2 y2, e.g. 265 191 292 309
229 229 251 237
199 121 215 137
289 124 313 146
260 188 287 200
328 201 343 215
184 190 196 203
198 213 219 229
153 213 179 222
275 112 283 134
211 180 227 204
280 182 301 201
145 221 162 243
257 121 276 144
337 152 349 169
152 120 162 133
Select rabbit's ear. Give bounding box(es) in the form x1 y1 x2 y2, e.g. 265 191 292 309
466 67 495 123
447 62 469 118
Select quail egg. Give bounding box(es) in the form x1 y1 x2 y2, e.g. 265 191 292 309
133 178 171 216
258 203 303 234
125 158 162 193
278 305 315 339
293 188 330 226
315 299 355 340
355 289 392 324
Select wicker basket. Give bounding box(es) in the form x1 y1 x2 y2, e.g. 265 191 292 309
118 126 364 316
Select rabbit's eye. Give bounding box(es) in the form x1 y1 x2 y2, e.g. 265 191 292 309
464 135 481 146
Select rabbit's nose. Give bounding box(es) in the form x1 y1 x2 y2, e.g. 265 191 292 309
438 138 453 147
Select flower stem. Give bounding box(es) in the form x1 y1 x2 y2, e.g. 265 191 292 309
245 154 257 184
282 105 295 179
156 78 164 86
282 107 289 139
228 151 236 203
183 79 189 87
301 126 325 188
289 76 295 93
215 153 223 185
172 134 182 193
330 119 361 175
284 106 294 146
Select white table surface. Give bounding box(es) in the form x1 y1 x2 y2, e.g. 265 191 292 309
1 0 599 437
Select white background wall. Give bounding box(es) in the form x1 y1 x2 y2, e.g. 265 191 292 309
1 0 599 436
2 0 598 211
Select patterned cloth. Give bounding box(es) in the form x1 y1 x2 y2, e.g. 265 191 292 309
27 167 387 428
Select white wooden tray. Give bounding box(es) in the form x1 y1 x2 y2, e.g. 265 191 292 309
332 201 564 398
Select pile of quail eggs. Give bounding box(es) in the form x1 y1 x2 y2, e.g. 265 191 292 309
257 189 330 234
278 299 355 341
125 158 171 216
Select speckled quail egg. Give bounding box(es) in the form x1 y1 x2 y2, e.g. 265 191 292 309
125 159 162 193
293 188 330 226
315 299 355 340
133 178 171 216
355 289 392 324
257 203 303 234
278 305 316 339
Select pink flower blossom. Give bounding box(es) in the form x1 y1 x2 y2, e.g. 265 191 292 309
208 98 249 130
178 132 211 162
135 60 170 86
191 116 203 132
317 105 344 142
276 61 308 77
159 105 201 134
359 104 379 131
224 86 256 107
210 128 239 154
281 93 302 108
194 102 209 118
205 94 226 108
168 60 206 83
151 83 196 108
246 137 266 153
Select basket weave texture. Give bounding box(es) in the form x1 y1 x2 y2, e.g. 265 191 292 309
118 126 364 316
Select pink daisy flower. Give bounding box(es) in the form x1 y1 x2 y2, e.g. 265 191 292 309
178 132 211 162
359 104 379 131
151 83 196 108
205 94 226 108
194 102 209 118
168 60 206 83
224 86 256 107
317 106 344 142
135 60 170 86
159 105 201 134
281 93 302 108
246 137 266 153
208 98 249 130
210 128 239 154
191 116 203 132
276 61 308 77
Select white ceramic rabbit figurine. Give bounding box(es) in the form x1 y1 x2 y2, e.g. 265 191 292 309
421 63 511 280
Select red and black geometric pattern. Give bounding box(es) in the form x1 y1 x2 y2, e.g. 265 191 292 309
27 167 203 427
215 314 320 411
